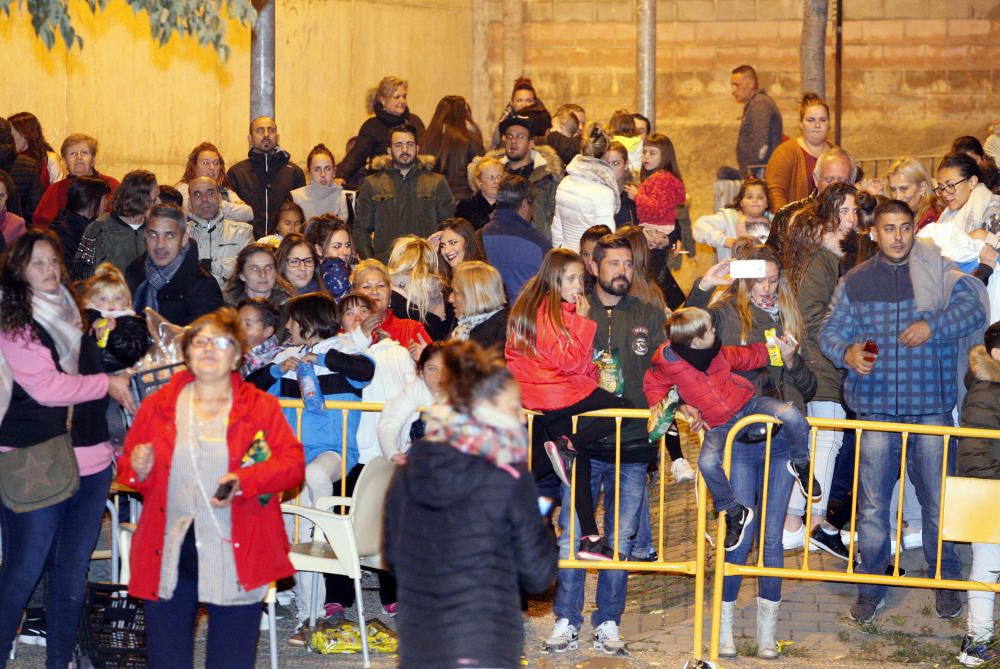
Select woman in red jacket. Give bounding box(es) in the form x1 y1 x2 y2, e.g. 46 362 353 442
505 248 629 561
118 308 304 669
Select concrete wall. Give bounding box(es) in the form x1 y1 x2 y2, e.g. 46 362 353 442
483 0 1000 217
0 0 473 184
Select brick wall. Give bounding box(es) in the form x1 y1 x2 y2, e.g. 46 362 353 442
485 0 1000 217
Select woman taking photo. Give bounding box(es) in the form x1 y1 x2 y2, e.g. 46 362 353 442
449 260 509 350
551 122 619 253
385 340 557 669
0 229 133 669
886 156 940 231
456 157 504 230
421 95 485 200
223 243 293 307
276 233 322 296
175 142 253 222
765 93 833 210
429 217 488 280
119 308 304 669
337 76 426 187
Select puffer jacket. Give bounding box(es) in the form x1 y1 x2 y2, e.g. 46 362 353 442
186 212 255 286
227 147 307 238
484 145 563 241
551 155 619 252
353 155 456 261
504 300 598 411
644 342 769 429
384 439 557 669
685 282 816 411
958 345 1000 479
72 212 147 279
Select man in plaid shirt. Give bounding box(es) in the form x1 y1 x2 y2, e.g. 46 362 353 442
821 200 988 625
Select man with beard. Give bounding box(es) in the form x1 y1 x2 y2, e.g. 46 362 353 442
542 233 664 658
227 116 306 238
820 200 988 625
353 123 455 261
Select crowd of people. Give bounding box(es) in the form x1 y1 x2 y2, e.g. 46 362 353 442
1 64 1000 668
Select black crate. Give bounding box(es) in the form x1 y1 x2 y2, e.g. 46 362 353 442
77 583 147 669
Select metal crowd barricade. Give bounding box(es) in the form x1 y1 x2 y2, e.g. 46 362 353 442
279 401 711 662
706 414 1000 663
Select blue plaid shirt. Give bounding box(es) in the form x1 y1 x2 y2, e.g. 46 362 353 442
820 256 986 416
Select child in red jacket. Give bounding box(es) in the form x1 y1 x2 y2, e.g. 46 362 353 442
643 307 819 552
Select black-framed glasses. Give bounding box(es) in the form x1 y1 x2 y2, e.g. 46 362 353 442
933 177 969 196
286 257 316 268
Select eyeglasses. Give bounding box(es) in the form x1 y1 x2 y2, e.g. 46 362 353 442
286 257 316 268
933 177 969 196
190 335 236 350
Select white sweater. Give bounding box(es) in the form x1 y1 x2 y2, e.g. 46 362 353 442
291 182 350 223
551 155 619 252
377 377 438 459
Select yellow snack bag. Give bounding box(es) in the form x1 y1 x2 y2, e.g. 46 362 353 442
764 328 783 367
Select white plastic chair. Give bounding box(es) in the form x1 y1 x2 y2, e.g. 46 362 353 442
281 456 396 668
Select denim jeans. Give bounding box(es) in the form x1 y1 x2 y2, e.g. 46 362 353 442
699 396 810 513
722 436 794 603
553 460 647 628
0 465 113 669
856 413 961 601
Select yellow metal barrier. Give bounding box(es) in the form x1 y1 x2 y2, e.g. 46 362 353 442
707 414 1000 663
279 399 711 663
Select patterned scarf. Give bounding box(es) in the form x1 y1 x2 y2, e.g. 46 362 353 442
134 243 189 313
422 403 528 477
450 308 501 341
241 335 281 377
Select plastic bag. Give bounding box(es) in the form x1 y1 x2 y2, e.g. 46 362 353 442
647 386 681 442
595 349 624 396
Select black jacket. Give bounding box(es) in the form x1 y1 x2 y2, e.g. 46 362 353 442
0 154 43 225
468 308 508 352
390 290 455 342
84 308 150 374
51 208 95 266
227 148 306 238
385 440 557 669
336 103 426 187
455 192 494 230
125 241 224 326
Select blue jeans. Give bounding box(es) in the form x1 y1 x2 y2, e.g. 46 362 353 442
553 461 647 628
145 578 262 669
0 465 113 669
856 413 961 601
699 396 809 513
722 436 794 602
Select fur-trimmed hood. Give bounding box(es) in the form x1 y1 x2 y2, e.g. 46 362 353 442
370 153 437 173
969 344 1000 384
478 144 564 184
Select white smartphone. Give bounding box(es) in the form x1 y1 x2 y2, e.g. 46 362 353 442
729 259 767 280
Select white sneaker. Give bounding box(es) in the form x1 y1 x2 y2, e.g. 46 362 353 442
671 457 695 483
903 530 923 551
782 525 805 550
592 620 629 656
542 618 579 653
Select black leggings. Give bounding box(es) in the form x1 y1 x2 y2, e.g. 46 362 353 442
537 388 630 538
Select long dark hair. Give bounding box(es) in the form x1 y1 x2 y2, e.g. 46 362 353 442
422 95 484 176
223 243 293 302
435 218 487 279
639 133 683 182
0 229 66 340
8 112 55 164
783 182 856 290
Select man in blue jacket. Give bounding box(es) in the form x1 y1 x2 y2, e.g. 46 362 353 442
480 175 551 301
820 199 988 625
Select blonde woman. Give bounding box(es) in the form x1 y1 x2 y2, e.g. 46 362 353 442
457 156 505 229
448 260 508 349
387 235 451 340
886 156 941 230
551 122 620 252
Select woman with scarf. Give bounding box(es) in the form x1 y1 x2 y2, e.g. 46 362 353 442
0 229 133 668
336 76 426 188
384 340 557 669
448 260 508 350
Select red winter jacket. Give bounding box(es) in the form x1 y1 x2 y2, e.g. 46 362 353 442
505 301 598 411
635 170 686 228
33 173 120 229
117 370 304 601
379 309 431 349
643 342 768 428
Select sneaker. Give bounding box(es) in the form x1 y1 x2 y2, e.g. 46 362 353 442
577 536 615 561
542 618 579 653
849 595 885 624
630 549 658 562
724 505 754 552
787 461 822 502
810 525 850 561
671 457 695 483
935 589 963 619
902 529 923 551
382 602 398 617
17 610 46 647
287 624 310 647
958 635 998 667
783 524 805 551
592 620 629 656
543 437 576 487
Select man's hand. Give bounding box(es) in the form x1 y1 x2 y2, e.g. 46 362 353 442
898 320 931 348
844 343 876 375
676 404 707 432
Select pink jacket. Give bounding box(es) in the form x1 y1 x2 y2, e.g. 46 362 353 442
0 211 26 246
